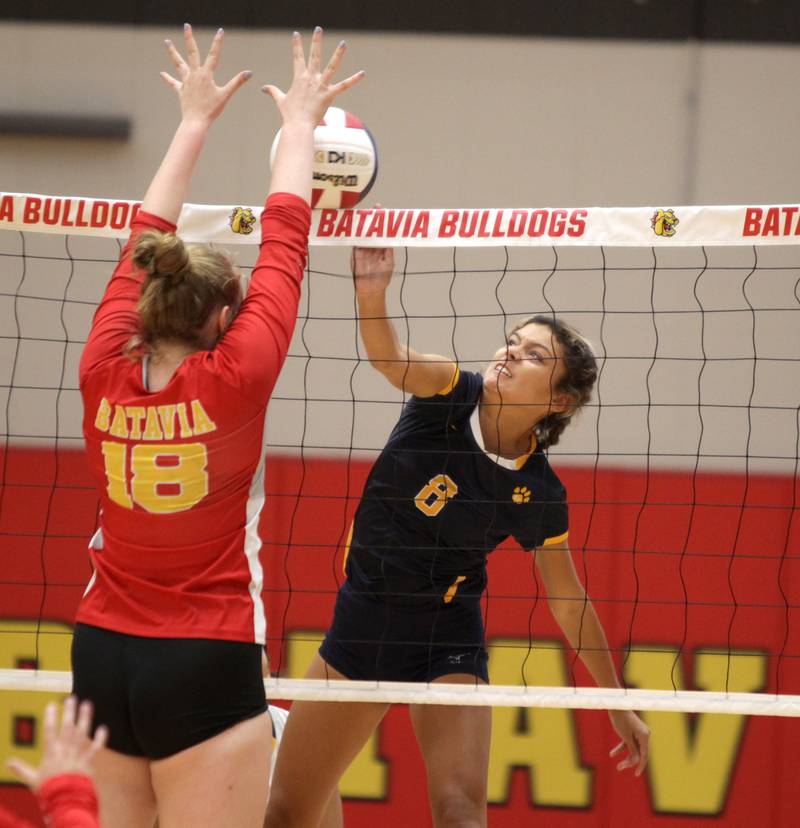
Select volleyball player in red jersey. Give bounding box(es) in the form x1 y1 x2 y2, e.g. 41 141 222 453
72 24 362 828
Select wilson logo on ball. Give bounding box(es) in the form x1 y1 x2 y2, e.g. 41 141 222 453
271 106 378 209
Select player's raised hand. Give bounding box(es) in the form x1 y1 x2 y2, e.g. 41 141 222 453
6 697 108 791
263 27 364 127
608 709 650 777
161 23 252 126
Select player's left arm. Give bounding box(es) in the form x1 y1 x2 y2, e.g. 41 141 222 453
535 540 650 776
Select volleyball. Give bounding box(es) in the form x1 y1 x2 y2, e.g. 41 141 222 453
270 106 378 209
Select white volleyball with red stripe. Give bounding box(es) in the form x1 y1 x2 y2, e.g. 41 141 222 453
270 106 378 209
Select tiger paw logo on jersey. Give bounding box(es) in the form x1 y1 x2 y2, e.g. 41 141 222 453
229 207 256 235
512 486 531 504
651 209 679 237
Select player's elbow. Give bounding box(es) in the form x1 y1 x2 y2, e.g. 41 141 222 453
369 357 407 389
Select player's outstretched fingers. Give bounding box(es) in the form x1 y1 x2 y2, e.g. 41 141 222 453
183 22 201 68
160 70 182 93
71 698 108 762
321 40 347 87
220 70 253 105
58 696 79 748
330 69 365 99
205 27 225 71
5 757 37 788
164 37 188 80
291 31 305 76
75 698 94 741
90 723 109 759
42 699 59 749
308 25 323 72
261 84 285 106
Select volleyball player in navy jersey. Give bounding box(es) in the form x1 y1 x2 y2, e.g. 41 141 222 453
266 247 650 828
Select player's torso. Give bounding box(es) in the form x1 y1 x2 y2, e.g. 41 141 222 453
77 352 271 640
349 377 562 596
82 353 265 547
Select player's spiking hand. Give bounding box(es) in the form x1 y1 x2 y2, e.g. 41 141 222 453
161 23 252 127
352 246 394 297
262 27 365 129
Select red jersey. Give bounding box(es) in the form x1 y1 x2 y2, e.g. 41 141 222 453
0 775 99 828
77 193 310 643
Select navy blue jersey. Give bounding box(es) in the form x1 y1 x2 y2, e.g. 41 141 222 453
345 369 569 606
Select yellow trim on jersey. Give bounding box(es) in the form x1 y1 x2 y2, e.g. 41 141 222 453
513 433 539 469
443 575 466 604
435 365 460 396
542 531 569 547
342 521 354 576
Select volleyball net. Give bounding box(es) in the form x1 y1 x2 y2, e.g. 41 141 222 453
1 193 799 716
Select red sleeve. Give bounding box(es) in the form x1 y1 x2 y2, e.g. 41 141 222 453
79 210 176 383
35 775 99 828
212 192 311 402
0 804 35 828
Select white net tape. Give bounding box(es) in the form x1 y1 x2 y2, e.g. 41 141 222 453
2 192 799 247
2 670 800 717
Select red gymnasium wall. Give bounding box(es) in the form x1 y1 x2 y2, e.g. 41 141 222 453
1 446 799 826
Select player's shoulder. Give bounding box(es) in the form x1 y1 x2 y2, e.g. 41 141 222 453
454 368 483 397
405 367 481 419
80 354 139 394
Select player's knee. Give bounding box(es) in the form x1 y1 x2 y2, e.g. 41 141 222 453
264 789 303 828
429 783 485 828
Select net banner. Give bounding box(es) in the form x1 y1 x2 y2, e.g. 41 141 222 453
2 192 800 247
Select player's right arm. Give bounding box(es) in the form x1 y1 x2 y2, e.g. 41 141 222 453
80 25 250 381
353 246 456 397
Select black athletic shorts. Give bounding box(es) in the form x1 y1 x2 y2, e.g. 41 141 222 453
72 623 267 759
319 580 489 683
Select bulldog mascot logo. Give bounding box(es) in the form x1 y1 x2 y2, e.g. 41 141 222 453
229 207 257 235
651 209 679 237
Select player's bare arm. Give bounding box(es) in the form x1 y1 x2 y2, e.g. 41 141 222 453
353 245 456 397
535 540 650 776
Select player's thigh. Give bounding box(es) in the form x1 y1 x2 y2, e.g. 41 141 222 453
92 747 157 828
150 710 272 828
267 653 389 827
410 674 492 811
270 701 345 828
